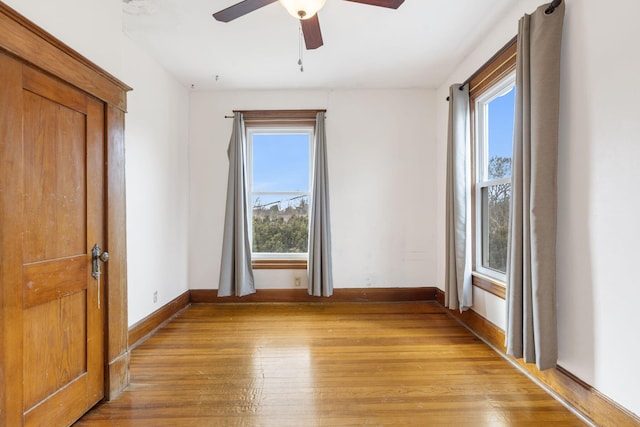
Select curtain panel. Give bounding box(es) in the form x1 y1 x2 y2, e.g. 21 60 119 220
218 112 256 297
445 84 473 311
308 112 333 297
506 1 565 370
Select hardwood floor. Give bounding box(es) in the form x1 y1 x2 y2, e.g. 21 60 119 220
76 303 587 426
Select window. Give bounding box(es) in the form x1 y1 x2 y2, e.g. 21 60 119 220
474 75 515 279
470 39 516 288
247 127 313 263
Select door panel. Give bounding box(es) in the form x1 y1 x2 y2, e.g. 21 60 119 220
22 89 87 263
0 54 106 426
23 292 87 409
22 255 87 308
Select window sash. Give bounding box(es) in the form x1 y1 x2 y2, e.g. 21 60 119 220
476 181 511 279
472 73 515 282
475 75 516 183
246 127 313 259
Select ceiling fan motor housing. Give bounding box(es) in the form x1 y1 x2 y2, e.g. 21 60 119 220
279 0 327 20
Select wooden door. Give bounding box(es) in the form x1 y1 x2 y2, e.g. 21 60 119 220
0 53 106 426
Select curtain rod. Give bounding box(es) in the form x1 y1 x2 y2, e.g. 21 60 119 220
225 109 326 118
446 0 562 101
223 118 322 123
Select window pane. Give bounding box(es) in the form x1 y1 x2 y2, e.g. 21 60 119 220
487 86 515 179
481 183 511 273
252 133 310 192
252 194 309 254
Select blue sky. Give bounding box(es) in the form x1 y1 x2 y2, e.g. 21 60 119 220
250 89 514 198
252 133 310 193
488 86 515 160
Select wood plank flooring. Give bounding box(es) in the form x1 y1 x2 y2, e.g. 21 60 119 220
76 303 586 426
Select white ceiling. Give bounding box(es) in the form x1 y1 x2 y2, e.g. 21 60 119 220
122 0 518 91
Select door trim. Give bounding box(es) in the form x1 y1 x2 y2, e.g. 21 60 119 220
0 4 131 424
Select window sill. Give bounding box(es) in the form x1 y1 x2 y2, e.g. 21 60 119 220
252 259 307 270
472 272 506 300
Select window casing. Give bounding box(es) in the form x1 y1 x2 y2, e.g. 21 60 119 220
469 39 516 289
246 126 313 262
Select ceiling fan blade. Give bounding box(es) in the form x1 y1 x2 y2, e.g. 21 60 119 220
344 0 405 9
213 0 279 22
301 14 323 50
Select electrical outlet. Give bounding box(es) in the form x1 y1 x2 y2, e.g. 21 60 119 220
295 277 301 287
153 291 158 303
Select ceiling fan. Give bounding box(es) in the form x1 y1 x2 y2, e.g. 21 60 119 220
213 0 405 50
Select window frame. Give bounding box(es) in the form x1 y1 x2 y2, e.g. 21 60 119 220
469 39 516 296
473 73 515 282
245 124 314 267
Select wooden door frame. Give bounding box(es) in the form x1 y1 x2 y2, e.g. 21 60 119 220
0 3 131 423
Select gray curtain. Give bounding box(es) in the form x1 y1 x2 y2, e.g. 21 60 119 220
218 112 256 297
445 84 472 311
308 112 333 297
506 2 564 370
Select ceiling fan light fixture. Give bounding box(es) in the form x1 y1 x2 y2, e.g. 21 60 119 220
279 0 326 20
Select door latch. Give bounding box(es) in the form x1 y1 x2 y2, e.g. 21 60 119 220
91 244 109 280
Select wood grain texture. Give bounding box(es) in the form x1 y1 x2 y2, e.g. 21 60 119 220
2 51 107 426
104 105 130 400
472 273 506 300
0 52 25 427
24 375 89 427
190 287 437 303
301 14 323 49
22 88 87 263
241 109 325 127
22 256 88 308
23 292 87 409
128 291 190 349
252 259 308 270
22 65 88 114
106 352 130 404
85 97 106 407
18 61 105 426
443 304 640 426
469 38 517 96
240 109 326 119
77 303 585 426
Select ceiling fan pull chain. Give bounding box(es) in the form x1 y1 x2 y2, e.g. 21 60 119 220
298 24 304 72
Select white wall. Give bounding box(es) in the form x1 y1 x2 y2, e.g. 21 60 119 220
3 0 125 80
2 0 192 327
121 41 190 326
436 0 640 417
189 89 436 290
